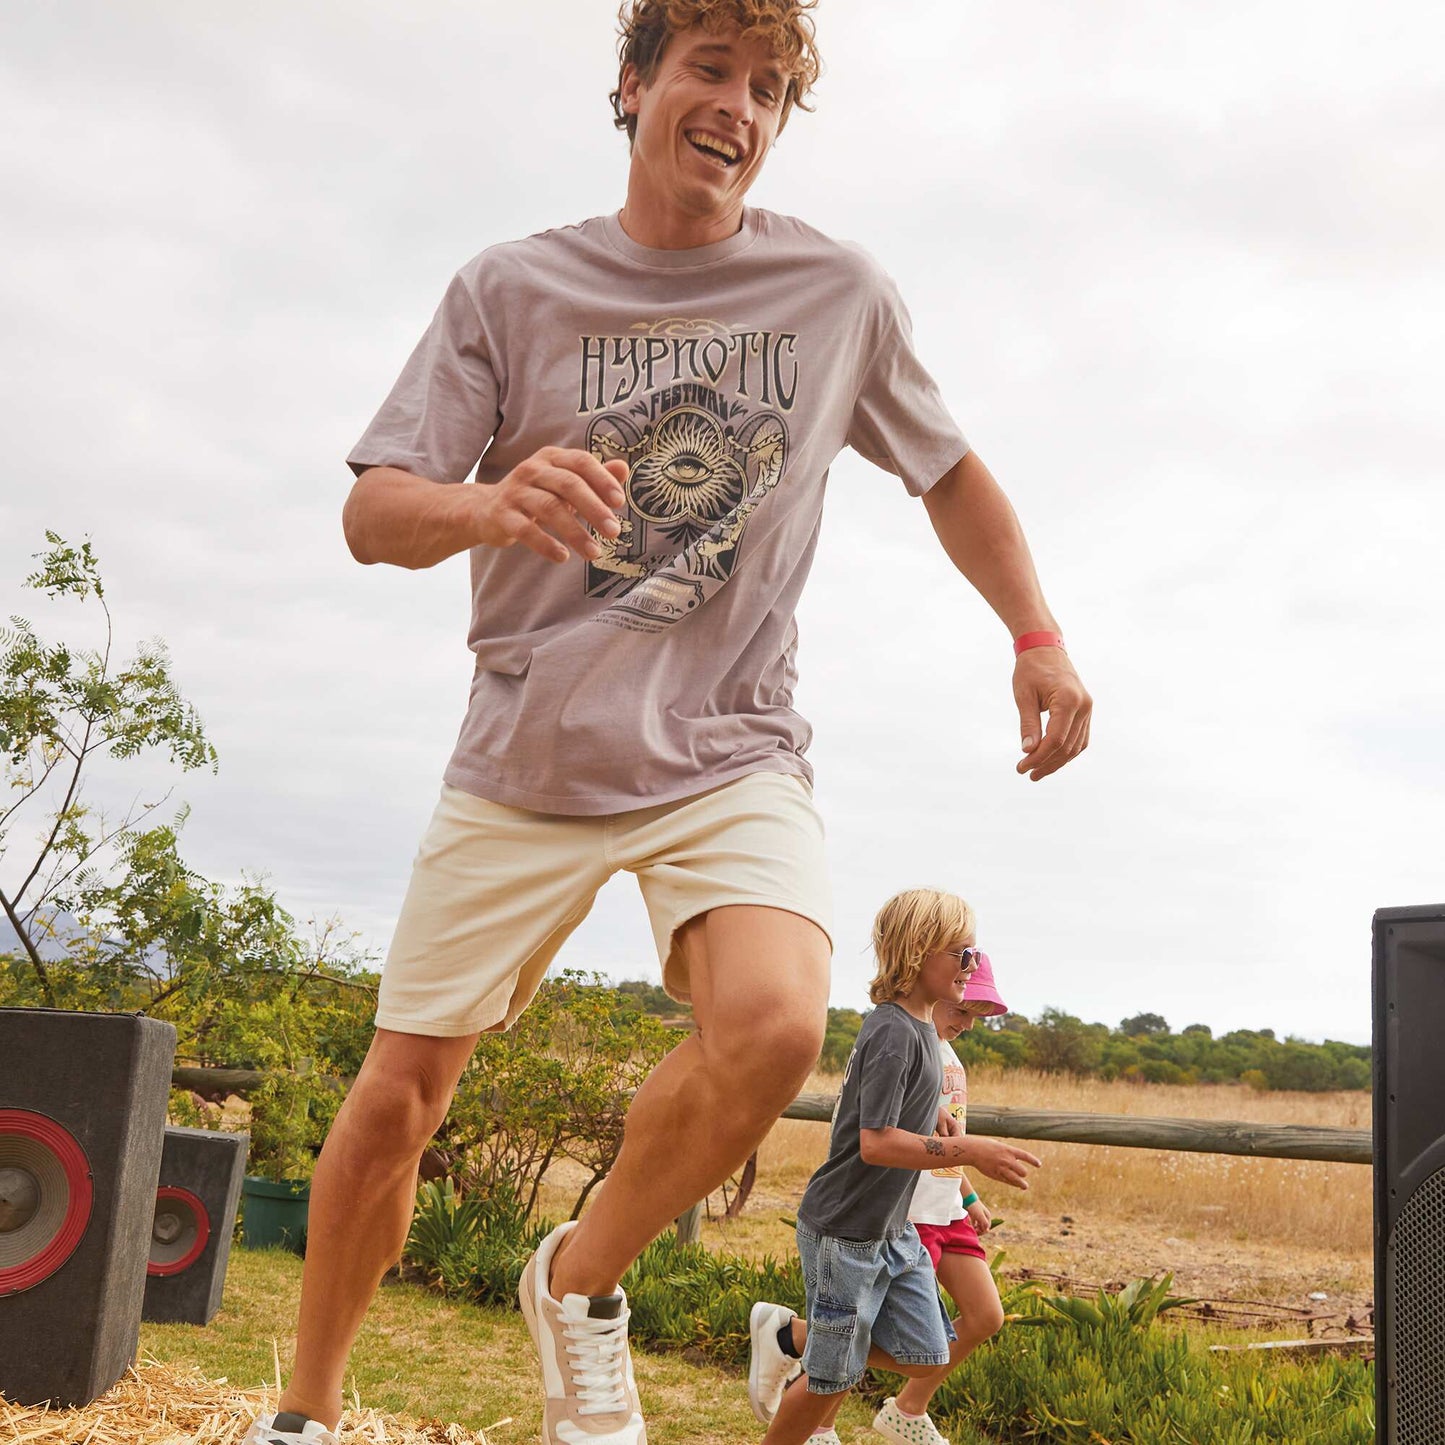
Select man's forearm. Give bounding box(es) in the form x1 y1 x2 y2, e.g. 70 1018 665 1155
343 466 483 570
921 450 1057 638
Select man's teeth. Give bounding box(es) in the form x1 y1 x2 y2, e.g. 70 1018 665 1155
686 131 740 164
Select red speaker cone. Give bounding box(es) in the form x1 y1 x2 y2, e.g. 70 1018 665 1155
0 1109 94 1295
147 1186 211 1276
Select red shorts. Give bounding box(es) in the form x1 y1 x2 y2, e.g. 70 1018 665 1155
915 1216 986 1266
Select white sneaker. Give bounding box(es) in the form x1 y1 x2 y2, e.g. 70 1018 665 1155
809 1431 843 1445
243 1414 338 1445
748 1300 804 1423
872 1396 951 1445
519 1219 646 1443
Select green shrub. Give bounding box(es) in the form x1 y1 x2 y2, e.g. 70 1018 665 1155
931 1281 1373 1443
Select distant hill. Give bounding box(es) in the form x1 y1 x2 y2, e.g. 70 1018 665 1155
0 911 86 961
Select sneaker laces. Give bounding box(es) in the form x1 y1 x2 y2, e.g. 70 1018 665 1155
562 1308 632 1416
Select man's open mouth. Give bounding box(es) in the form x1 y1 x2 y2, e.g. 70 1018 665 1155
685 130 742 168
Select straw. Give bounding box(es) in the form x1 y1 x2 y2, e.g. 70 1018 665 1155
0 1356 512 1444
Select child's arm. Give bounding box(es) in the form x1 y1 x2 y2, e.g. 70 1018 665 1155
859 1127 1041 1189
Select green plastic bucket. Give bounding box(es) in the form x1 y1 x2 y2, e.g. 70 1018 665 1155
240 1175 311 1254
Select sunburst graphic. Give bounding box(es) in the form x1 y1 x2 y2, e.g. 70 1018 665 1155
627 408 744 538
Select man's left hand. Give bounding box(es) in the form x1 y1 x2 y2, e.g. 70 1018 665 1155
1015 647 1092 781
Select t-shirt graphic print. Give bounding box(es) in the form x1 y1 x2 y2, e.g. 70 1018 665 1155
579 317 794 633
348 208 968 813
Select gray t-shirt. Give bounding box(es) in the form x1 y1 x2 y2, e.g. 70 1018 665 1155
798 1002 944 1241
348 208 969 814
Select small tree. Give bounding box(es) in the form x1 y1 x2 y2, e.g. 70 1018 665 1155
434 973 674 1219
1027 1008 1105 1075
1119 1012 1170 1038
0 533 215 1006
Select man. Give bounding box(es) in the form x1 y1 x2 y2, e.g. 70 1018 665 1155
247 4 1091 1443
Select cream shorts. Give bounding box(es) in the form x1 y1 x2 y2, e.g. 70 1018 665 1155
377 770 832 1037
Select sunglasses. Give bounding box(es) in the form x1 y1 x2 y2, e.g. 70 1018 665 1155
940 947 981 972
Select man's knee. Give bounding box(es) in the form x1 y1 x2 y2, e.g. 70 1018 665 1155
708 1009 824 1106
347 1040 467 1153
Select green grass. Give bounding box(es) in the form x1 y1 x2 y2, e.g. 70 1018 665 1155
140 1246 992 1444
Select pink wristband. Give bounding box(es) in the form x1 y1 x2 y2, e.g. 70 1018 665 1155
1014 630 1065 656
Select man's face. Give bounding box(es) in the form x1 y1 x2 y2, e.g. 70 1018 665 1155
620 26 788 222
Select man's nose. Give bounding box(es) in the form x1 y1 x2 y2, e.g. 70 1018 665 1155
716 79 755 130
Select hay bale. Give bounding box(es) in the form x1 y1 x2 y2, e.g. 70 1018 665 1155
0 1355 510 1444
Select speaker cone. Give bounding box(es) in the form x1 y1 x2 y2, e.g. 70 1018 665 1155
0 1109 94 1295
147 1186 210 1276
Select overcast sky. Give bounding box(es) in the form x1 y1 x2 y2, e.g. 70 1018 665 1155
3 2 1441 1046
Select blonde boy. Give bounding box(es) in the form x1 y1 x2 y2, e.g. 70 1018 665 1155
868 953 1012 1445
749 891 1040 1445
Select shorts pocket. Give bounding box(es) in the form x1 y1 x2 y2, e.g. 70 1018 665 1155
803 1298 864 1388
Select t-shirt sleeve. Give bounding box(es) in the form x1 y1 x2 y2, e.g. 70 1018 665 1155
846 273 970 498
346 270 501 484
856 1046 912 1131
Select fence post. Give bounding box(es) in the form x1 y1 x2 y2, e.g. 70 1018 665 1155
674 1200 705 1245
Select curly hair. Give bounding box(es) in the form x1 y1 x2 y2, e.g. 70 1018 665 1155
868 888 977 1007
610 0 822 144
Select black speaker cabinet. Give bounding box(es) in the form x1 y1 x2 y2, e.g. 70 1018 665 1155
1374 904 1445 1443
0 1008 176 1408
142 1125 248 1325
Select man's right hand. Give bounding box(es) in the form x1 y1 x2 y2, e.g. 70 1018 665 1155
473 448 628 564
965 1136 1043 1190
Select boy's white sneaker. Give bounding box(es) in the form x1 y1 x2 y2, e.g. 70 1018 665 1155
872 1397 952 1445
242 1414 338 1445
748 1300 804 1423
519 1219 646 1443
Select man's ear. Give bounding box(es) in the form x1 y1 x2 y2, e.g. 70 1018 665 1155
619 61 644 116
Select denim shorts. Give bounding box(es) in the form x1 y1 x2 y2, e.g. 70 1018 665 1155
796 1220 955 1394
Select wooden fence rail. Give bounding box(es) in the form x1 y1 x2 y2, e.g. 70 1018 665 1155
174 1066 1371 1246
779 1093 1374 1166
172 1067 1373 1167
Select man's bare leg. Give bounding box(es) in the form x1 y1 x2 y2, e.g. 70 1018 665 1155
276 1027 480 1429
549 904 830 1297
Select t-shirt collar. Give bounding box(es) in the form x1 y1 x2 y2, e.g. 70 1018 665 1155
601 208 760 270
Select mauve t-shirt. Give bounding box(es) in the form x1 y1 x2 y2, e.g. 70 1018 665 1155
348 208 969 814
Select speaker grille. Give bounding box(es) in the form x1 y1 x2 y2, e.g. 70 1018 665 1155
1389 1164 1445 1442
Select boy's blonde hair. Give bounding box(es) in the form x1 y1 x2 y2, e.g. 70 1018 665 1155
868 887 976 1006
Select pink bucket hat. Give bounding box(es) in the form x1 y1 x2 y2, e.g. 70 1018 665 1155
963 950 1009 1016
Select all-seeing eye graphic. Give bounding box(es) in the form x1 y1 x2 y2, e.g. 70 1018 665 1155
585 404 789 602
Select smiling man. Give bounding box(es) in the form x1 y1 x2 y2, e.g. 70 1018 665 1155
246 4 1090 1445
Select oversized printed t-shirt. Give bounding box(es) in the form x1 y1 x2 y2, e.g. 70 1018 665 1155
797 1003 943 1241
910 1035 970 1226
348 208 969 814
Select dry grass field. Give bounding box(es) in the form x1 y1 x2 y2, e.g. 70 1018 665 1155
538 1068 1374 1333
